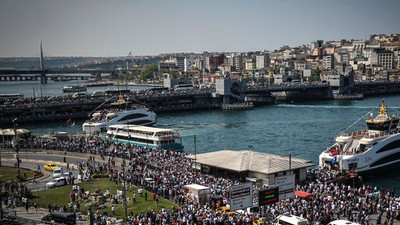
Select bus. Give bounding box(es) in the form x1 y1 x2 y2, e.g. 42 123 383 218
173 84 194 91
273 215 308 225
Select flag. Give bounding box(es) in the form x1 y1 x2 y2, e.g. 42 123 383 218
66 118 72 124
349 172 357 178
331 155 337 164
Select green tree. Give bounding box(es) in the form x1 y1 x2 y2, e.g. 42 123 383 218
140 64 158 81
310 68 321 82
210 67 218 74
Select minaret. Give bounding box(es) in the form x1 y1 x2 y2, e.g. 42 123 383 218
39 41 44 70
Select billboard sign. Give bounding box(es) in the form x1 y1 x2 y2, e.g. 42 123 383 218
230 182 253 210
258 187 279 206
275 174 295 201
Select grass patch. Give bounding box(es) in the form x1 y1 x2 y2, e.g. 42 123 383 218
0 166 36 182
31 178 178 218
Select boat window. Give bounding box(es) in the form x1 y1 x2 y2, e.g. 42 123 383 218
369 152 400 167
348 163 357 172
127 120 153 125
376 139 400 153
117 113 147 122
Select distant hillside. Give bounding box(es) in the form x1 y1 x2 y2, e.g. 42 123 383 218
0 56 164 69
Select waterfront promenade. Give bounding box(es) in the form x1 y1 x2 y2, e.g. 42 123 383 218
1 135 400 224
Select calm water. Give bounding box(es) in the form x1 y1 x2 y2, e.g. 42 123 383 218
2 81 400 194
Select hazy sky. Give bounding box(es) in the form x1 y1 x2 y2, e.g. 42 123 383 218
1 0 399 57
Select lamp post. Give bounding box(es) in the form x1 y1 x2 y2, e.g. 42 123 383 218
122 169 128 221
12 118 20 179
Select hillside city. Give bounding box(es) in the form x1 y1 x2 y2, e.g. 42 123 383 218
1 33 400 85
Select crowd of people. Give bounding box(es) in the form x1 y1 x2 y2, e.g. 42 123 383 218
2 135 400 225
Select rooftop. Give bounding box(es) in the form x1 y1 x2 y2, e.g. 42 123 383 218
186 150 314 174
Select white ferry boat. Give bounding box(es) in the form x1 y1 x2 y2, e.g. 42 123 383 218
319 100 400 174
82 106 157 135
104 124 183 151
62 85 86 93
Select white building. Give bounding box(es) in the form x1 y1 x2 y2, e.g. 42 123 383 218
255 55 270 70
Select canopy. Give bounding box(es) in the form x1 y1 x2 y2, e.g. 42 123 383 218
295 190 313 198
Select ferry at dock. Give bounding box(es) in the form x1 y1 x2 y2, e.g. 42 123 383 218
104 124 183 151
82 106 156 135
62 85 86 93
319 100 400 174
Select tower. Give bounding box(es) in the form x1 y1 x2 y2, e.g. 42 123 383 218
39 42 47 83
40 41 44 70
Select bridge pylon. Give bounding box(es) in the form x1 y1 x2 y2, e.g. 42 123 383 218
40 74 47 84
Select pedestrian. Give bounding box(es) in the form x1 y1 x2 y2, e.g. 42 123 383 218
33 175 36 184
48 202 52 213
34 202 38 213
138 188 143 197
132 193 136 203
37 164 41 172
25 200 29 213
111 205 116 216
155 197 159 207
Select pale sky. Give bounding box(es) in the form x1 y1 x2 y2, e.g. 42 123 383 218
1 0 399 57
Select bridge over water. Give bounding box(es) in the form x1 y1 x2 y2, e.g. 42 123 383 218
0 42 141 83
0 68 140 82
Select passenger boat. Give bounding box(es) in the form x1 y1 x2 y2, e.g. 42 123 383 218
62 85 86 93
319 100 400 174
82 106 156 135
104 124 183 151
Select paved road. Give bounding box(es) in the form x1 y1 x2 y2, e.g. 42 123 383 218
3 206 89 225
1 151 114 190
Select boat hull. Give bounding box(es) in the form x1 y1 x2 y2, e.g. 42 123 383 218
319 133 400 174
103 136 183 151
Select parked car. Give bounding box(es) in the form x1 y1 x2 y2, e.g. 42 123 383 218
41 212 76 225
46 177 67 188
44 163 58 171
52 167 64 179
62 172 75 180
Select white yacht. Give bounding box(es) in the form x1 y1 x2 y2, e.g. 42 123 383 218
104 124 183 151
319 100 400 174
82 106 157 135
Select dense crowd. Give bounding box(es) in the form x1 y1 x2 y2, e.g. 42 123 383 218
3 135 400 225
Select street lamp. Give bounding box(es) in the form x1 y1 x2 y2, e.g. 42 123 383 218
12 118 20 179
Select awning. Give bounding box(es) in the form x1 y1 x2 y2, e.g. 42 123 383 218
295 190 313 198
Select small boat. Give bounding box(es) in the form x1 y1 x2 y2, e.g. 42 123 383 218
104 124 183 151
62 85 86 93
319 100 400 174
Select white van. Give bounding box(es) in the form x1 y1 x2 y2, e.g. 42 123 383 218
274 214 308 225
53 167 64 179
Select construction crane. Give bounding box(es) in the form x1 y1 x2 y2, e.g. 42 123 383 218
126 51 139 69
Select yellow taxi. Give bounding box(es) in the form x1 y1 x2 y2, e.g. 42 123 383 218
253 218 269 225
44 163 58 171
216 206 236 215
